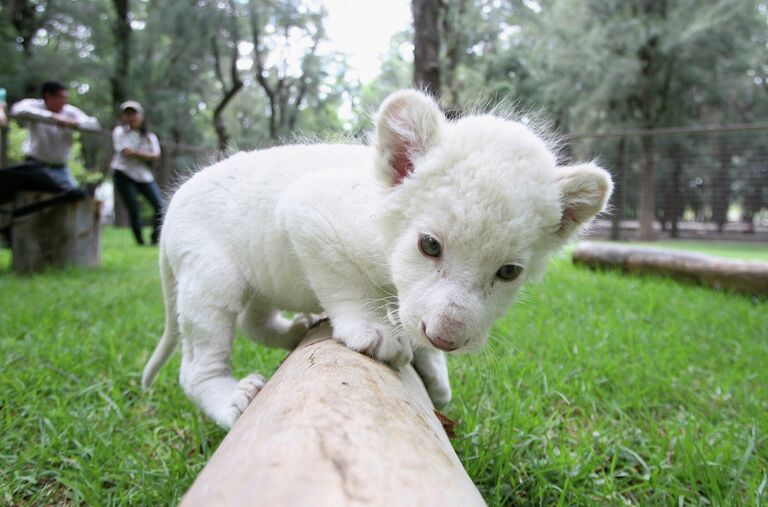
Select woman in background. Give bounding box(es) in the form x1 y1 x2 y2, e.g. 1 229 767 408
111 101 164 245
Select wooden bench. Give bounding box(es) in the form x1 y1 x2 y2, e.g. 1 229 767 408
8 191 102 273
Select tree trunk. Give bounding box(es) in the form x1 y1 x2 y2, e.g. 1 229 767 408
634 26 663 241
247 1 319 141
9 0 48 95
637 135 656 240
211 0 244 151
441 0 467 109
211 46 243 151
180 323 486 507
111 0 132 109
412 0 441 98
711 134 730 233
108 0 132 228
669 153 683 238
610 137 628 241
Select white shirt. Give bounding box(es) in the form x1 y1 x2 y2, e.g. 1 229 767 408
110 124 161 183
10 98 100 165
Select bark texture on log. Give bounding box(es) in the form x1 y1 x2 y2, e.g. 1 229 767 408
573 241 768 296
11 192 102 273
180 323 486 507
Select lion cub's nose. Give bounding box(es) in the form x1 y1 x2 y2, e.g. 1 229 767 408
420 321 459 351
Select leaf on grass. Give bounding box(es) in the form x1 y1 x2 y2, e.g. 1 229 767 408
434 409 459 439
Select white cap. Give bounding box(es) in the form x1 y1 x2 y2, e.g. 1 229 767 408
119 100 144 114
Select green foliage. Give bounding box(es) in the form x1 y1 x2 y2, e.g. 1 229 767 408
68 132 104 185
375 0 767 134
1 230 766 505
2 0 766 152
3 125 103 184
6 123 27 164
0 0 353 151
524 0 765 131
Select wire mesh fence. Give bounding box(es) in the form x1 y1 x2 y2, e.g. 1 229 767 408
3 119 768 242
564 124 768 242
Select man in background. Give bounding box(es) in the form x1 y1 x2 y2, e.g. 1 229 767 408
0 80 100 205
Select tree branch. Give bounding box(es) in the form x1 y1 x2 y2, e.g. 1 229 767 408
248 0 277 138
211 0 244 151
288 37 320 130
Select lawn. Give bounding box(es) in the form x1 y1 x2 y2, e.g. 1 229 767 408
1 229 766 505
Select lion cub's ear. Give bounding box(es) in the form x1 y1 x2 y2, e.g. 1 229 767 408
555 162 614 239
374 90 444 187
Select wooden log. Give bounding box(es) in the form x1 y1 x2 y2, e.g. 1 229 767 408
11 192 102 273
180 322 486 507
573 241 768 295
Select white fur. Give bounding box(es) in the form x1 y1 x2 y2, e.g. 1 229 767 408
142 90 613 428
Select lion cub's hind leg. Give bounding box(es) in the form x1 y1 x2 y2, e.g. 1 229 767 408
175 258 265 429
237 297 316 350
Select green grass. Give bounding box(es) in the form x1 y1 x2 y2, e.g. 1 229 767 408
625 240 768 262
1 229 766 505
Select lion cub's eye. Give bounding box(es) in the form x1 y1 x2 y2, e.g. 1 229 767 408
496 264 523 281
418 234 442 258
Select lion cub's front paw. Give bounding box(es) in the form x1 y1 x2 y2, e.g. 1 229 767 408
424 376 452 407
332 319 412 367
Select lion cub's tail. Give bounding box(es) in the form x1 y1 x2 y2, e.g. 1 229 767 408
142 249 179 391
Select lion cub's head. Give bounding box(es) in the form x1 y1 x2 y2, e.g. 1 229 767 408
373 90 613 352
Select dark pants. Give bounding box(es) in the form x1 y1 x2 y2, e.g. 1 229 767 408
113 170 164 245
0 159 80 205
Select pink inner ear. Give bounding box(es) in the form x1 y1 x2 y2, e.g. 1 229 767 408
559 206 578 232
390 147 414 185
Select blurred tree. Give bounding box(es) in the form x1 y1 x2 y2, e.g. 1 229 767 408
412 0 441 97
525 0 763 239
355 29 413 130
439 0 535 111
210 0 244 150
439 0 467 109
248 0 327 140
111 0 130 108
3 0 54 95
0 0 350 150
130 1 216 145
3 0 767 224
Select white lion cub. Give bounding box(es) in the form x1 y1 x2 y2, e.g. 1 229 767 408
142 90 612 428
